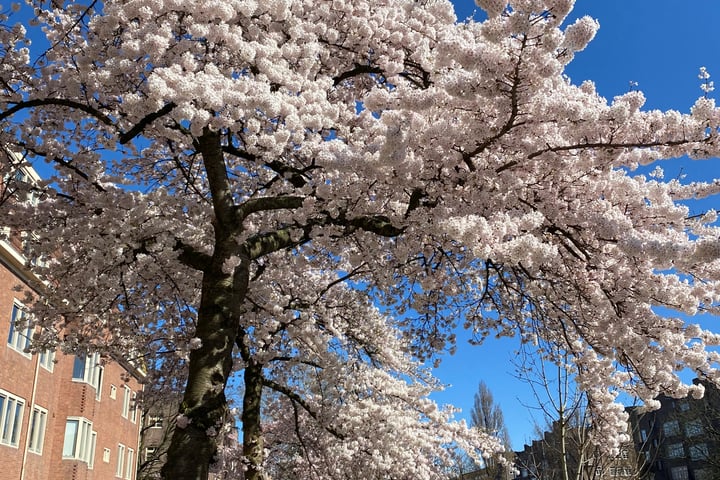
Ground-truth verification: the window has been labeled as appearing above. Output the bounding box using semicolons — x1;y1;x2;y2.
640;428;648;442
689;443;709;461
685;419;703;437
663;420;680;436
130;392;138;423
103;448;111;463
38;349;55;371
62;417;95;464
666;442;684;458
125;448;135;479
670;466;689;480
0;389;25;447
122;386;131;419
72;353;103;396
110;385;117;400
7;303;31;355
28;405;47;454
148;415;164;428
677;400;690;412
89;431;97;469
618;448;629;459
116;444;126;478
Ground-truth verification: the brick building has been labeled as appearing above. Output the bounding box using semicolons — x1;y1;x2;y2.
0;167;145;479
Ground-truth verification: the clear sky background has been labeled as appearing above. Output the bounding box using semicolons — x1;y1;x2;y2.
433;0;720;451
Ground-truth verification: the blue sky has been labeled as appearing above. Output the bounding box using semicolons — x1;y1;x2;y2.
434;0;720;451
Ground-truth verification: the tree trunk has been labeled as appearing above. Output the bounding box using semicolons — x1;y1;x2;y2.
242;362;266;480
161;267;244;479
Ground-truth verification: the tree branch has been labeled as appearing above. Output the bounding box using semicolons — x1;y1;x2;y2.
527;138;705;160
119;102;176;144
0;98;115;126
333;64;384;86
174;239;212;271
262;377;345;440
237;195;304;222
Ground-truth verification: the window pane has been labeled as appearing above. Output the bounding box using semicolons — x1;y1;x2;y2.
29;407;47;454
8;304;31;353
685;419;703;436
126;449;134;479
116;444;126;477
88;431;97;467
7;306;17;344
671;466;689;480
63;420;79;457
10;401;23;445
667;443;684;458
39;350;55;371
72;356;86;380
2;398;17;444
663;420;680;436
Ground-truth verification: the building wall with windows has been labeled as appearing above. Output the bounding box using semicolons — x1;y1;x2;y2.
0;226;144;479
629;381;720;480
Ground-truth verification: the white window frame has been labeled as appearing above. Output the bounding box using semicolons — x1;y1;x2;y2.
27;405;48;454
122;386;131;419
62;417;95;464
88;431;97;469
0;389;25;447
7;303;32;356
110;384;117;400
125;447;135;480
116;443;126;478
103;447;111;463
148;415;164;428
38;349;55;371
72;353;103;399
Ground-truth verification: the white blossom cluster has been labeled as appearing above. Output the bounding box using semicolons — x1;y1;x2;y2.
3;0;720;476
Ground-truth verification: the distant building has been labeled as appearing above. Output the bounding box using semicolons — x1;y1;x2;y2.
628;379;720;480
138;398;242;480
137;398;179;480
513;418;639;479
0;162;144;479
513;380;720;480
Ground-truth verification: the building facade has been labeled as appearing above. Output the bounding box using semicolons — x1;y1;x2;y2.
0;211;144;479
629;380;720;480
513;419;640;480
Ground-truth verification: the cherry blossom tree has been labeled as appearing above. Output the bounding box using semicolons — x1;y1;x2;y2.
3;0;720;479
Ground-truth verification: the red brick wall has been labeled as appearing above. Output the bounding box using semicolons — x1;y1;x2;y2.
0;243;143;480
